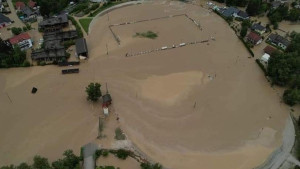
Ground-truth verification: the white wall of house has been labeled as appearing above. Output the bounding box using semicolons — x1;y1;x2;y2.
16;39;33;50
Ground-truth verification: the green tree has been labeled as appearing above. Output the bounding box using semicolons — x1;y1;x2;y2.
17;163;31;169
11;27;22;35
246;0;262;16
283;88;300;106
288;8;300;21
240;26;248;37
32;156;51;169
86;83;102;102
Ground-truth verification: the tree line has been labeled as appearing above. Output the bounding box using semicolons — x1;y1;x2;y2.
267;32;300;106
0;150;81;169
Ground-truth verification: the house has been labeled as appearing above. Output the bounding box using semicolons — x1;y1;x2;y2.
0;13;11;29
9;32;33;50
263;45;277;55
15;1;25;10
28;0;36;8
247;32;262;45
271;1;282;9
233;10;249;20
221;7;239;18
39;14;69;32
75;38;88;58
260;53;270;65
267;33;290;50
32;30;78;62
221;7;249;20
31;40;66;61
251;23;266;35
21;6;37;21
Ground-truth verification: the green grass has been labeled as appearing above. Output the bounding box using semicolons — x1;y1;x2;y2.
134;31;158;39
79;18;93;34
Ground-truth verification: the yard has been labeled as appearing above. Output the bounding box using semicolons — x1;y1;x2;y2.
79;18;93;34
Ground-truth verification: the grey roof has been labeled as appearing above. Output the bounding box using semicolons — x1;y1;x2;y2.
251;23;266;31
237;10;249;19
76;38;88;55
103;93;112;103
0;13;11;24
272;1;282;8
39;14;68;27
21;6;34;17
44;30;77;41
268;33;290;47
221;7;239;17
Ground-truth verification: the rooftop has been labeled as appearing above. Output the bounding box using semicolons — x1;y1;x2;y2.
75;38;88;55
0;13;11;23
247;32;262;43
9;33;31;45
268;33;290;47
39;14;68;27
251;23;266;31
15;1;25;10
263;45;277;55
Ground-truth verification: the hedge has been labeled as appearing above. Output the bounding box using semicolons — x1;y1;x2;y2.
255;59;267;75
240;37;255;57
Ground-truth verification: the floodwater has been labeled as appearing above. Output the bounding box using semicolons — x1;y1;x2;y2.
0;0;291;168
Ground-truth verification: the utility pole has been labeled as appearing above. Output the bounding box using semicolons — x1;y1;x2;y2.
106;44;108;55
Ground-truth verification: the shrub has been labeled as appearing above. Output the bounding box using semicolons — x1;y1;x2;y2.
39;61;46;66
115;149;130;160
283;88;300;106
114;127;126;140
11;27;22;35
102;150;109;157
22;60;31;67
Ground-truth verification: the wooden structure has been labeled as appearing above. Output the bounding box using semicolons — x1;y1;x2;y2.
61;68;79;74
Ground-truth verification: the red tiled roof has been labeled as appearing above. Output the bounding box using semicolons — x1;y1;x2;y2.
9;33;31;45
15;2;25;10
247;31;262;43
264;45;277;55
28;0;36;8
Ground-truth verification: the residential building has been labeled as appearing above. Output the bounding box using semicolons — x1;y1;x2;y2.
247;32;262;45
28;0;36;8
233;10;249;20
31;40;66;61
271;1;282;9
267;33;290;50
15;1;25;11
32;30;78;61
260;53;270;65
251;23;266;35
0;13;11;29
221;7;239;18
263;45;277;55
21;6;37;21
220;7;249;20
39;14;69;32
9;32;33;50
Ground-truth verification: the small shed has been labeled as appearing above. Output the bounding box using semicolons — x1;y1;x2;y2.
103;107;109;116
102;93;112;107
76;38;88;58
260;53;270;64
